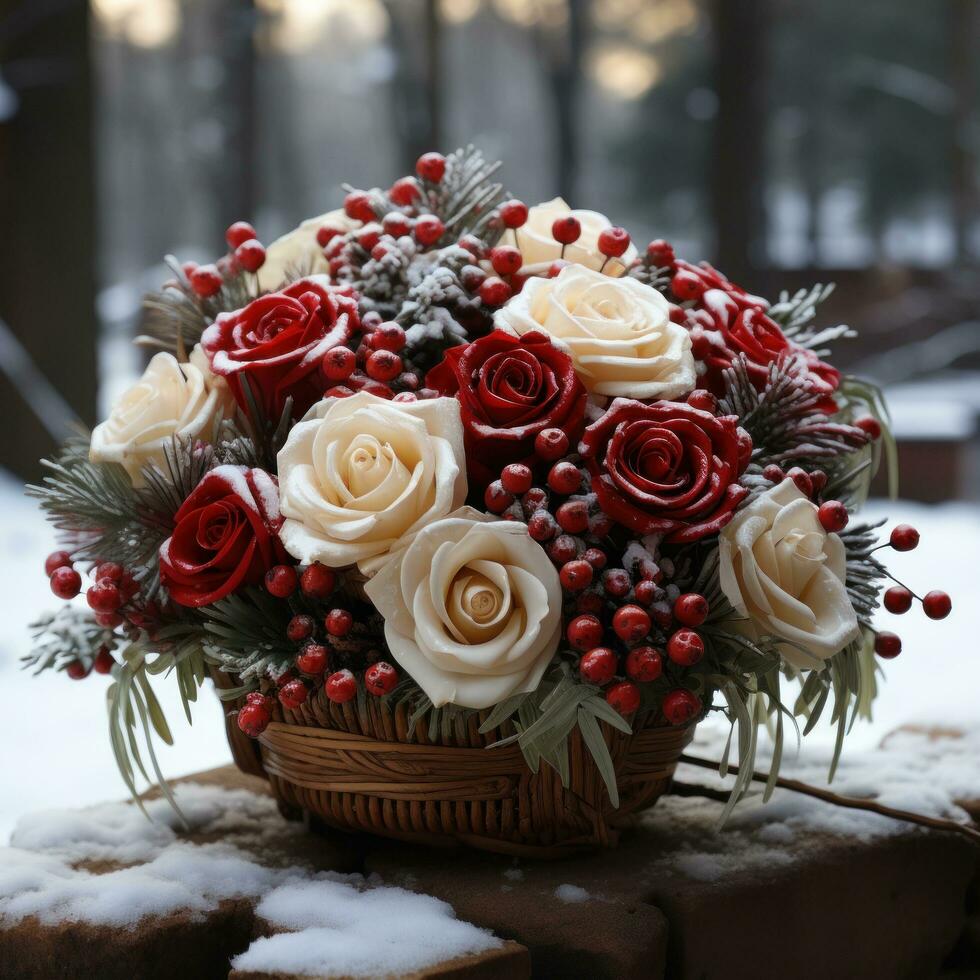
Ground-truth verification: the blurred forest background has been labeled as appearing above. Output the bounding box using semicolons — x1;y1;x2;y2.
1;0;978;500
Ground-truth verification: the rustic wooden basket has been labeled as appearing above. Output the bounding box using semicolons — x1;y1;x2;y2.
212;669;694;857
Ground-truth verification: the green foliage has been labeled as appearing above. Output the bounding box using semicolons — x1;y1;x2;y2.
23;608;114;675
419;145;508;241
767;282;854;352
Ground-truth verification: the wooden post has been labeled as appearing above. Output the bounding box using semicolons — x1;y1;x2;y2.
709;0;768;285
0;0;97;479
950;0;978;264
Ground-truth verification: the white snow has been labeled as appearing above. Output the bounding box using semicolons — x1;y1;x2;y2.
1;781;502;976
554;883;591;903
233;879;501;978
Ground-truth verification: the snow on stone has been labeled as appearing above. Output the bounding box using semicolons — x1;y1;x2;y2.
1;782;503;976
233;879;501;978
554;883;591;903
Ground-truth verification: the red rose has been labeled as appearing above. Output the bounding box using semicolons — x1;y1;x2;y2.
426;329;587;490
686;288;840;413
579;398;749;543
201;278;357;420
160;465;288;607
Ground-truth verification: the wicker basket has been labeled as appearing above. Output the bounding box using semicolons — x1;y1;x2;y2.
213;669;694;857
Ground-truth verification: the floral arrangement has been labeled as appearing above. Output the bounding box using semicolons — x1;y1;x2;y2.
27;146;952;819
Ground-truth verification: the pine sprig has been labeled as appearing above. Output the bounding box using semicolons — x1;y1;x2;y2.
767;282;854;352
138;256;257;356
419;145;508;241
23;607;114;675
720;356;869;469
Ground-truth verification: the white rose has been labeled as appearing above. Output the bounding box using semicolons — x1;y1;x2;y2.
494;264;695;400
364;508;562;709
258;208;358;291
90;351;233;485
718;479;860;669
497;197;637;277
277;392;467;577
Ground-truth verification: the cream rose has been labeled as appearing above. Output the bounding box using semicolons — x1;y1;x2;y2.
498;197;637;276
90;351;233;485
718;479;860;669
364;508;562;709
277;392;466;576
258;208;358;291
494;264;695;400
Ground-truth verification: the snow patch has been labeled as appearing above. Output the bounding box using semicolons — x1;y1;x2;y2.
554;883;590;903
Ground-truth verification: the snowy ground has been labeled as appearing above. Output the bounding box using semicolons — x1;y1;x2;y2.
1;467;977;843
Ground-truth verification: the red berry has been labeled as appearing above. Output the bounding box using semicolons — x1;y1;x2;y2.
344;191;375;223
484;480;515;514
548;259;571;278
365;661;398;697
416;152;446;183
370;322;407;353
66;659;90;680
556;500;589;534
389;176;420;206
326;668;357;703
93;646;115;675
577;592;604;615
547;534;579;564
380;212;411;239
225;221;257;249
686;390;717;413
855;415;882;440
325;608;354;638
278;678;309;710
597;226;630;258
883;586;913;615
357;224;383;252
325;385;355;399
478;276;512;307
646;239;675;267
296;644;329;676
95;611;124;629
322;346;357;382
490;246;522;277
606;680;641;715
235;239;266;272
499;464;532;495
190;264;222;298
762;464;784;483
667;629;704;666
633;579;658;606
414;215;445;246
923;590;951;620
601;568;631;598
45;551;73;577
265;564;298;598
874;631;902;659
96;561;123;583
245;691;268;705
87;582;121;613
579;647;617;685
671;269;704;301
583;547;607;570
528;511;557;542
300;563;336;599
521;487;549;514
612;604;652;643
316;225;343;248
810;470;828;494
560;559;594;592
673;593;709;627
547;461;581;495
551;215;581;245
567;614;604;652
626;646;663;683
890;524;919;552
366;349;403;382
535;428;569;461
786;467;813;497
499;199;529;228
237;701;271;738
662;689;701;726
461;265;487;292
287;614;316;643
818;500;848;533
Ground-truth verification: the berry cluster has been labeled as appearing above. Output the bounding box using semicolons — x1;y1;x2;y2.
185;220;268;298
872;524;951;659
237;560;399;738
